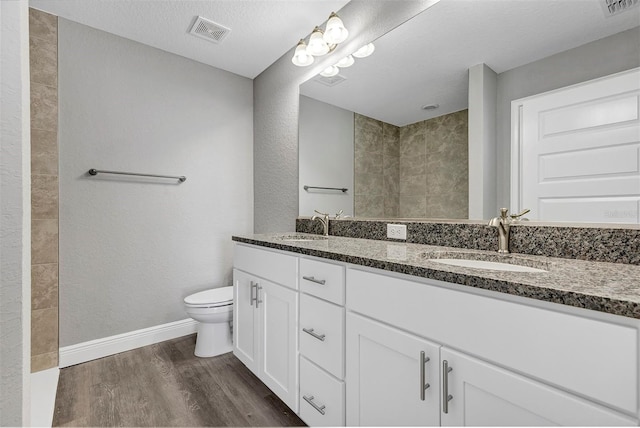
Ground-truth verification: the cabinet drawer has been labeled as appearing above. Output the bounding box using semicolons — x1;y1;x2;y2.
300;258;345;305
300;293;345;379
300;356;345;427
347;268;639;415
233;244;298;290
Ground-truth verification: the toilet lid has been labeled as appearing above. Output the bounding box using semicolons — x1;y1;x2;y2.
184;286;233;306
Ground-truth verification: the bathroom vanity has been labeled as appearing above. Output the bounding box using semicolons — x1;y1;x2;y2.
232;232;640;426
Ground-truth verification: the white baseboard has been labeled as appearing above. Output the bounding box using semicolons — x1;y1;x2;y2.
31;367;60;427
59;318;197;368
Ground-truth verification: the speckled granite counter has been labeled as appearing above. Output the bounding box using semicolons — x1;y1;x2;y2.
232;233;640;320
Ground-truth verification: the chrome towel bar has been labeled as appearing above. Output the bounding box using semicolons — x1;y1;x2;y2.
304;185;348;193
88;168;186;183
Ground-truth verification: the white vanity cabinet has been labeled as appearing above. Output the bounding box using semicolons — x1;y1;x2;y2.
346;312;441;426
232;241;640;426
233;244;299;412
440;347;636;426
346;268;639;426
298;257;346;427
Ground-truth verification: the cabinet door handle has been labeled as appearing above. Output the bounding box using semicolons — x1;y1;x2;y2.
250;281;257;306
420;351;430;401
302;275;326;285
255;285;263;308
303;395;326;415
302;327;326;341
442;360;453;414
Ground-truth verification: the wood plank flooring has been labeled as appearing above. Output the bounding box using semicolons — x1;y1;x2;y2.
53;335;306;427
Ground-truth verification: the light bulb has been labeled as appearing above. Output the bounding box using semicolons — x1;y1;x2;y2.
352;43;375;58
291;40;314;66
320;65;339;77
336;55;354;68
323;12;348;45
307;27;330;56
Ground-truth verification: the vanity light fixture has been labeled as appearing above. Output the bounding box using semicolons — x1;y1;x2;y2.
335;54;355;68
291;12;348;66
352;43;375;58
320;42;375;76
320;65;340;77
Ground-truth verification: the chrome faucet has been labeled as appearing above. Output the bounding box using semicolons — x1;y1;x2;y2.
488;208;530;254
312;210;330;236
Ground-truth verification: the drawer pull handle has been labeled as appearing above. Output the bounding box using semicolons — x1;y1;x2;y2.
250;281;258;306
256;285;263;308
302;327;326;341
303;395;326;415
302;276;326;285
420;351;430;401
442;360;453;414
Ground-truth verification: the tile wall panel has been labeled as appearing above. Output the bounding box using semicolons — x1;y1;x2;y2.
29;8;59;372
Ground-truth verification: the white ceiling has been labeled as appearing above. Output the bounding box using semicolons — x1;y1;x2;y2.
30;0;350;79
301;0;640;126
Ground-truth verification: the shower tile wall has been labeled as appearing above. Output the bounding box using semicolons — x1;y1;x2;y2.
355;110;468;219
354;115;400;217
30;8;59;372
399;110;468;218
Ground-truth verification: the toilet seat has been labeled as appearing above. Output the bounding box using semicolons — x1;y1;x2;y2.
184;286;233;308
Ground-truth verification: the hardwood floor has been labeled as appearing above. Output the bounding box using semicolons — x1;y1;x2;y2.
53;335;306;427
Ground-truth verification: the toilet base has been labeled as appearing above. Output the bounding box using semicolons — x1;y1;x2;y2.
194;321;233;358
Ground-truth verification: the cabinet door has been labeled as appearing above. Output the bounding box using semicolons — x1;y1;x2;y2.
441;348;636;426
346;312;441;427
232;269;259;373
259;280;299;413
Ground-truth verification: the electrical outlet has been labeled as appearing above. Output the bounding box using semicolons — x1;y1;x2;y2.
387;224;407;240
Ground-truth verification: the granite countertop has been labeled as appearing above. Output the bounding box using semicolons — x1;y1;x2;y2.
232;233;640;320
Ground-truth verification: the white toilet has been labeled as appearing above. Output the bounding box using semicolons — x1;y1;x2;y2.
184;286;233;358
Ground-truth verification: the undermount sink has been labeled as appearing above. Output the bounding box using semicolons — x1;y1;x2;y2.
423;251;549;273
274;234;328;242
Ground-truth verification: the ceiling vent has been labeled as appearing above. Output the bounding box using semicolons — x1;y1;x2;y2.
189;16;231;44
313;74;347;87
601;0;639;17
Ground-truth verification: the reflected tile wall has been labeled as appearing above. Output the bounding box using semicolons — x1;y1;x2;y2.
354;114;400;218
399;110;468;218
355;111;468;219
30;8;58;372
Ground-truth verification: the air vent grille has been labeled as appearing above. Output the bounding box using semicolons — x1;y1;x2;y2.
313;74;347;87
601;0;639;16
189;16;231;44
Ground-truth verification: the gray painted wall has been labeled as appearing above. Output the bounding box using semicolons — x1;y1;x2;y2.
496;26;640;208
254;0;440;233
58;20;253;346
299;96;354;217
0;0;31;424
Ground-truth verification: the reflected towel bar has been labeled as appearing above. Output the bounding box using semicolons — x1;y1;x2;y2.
304;185;348;193
88;169;186;182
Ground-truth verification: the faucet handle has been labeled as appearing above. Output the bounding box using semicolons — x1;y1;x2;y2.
499;208;509;219
510;208;531;220
335;209;343;219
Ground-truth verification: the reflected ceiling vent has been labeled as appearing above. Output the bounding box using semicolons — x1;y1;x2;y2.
313;74;347;87
601;0;639;17
189;16;231;44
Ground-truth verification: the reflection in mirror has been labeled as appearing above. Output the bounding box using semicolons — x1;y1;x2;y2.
298;0;639;224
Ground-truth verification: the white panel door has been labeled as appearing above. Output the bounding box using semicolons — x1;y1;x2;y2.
513;68;640;223
346;312;441;427
440;348;636;426
259;279;299;413
233;269;259;373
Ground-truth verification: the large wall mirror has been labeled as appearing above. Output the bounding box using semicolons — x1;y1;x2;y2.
298;0;639;224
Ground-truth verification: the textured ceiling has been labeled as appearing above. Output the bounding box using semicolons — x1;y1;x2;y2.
30;0;350;79
301;0;640;126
